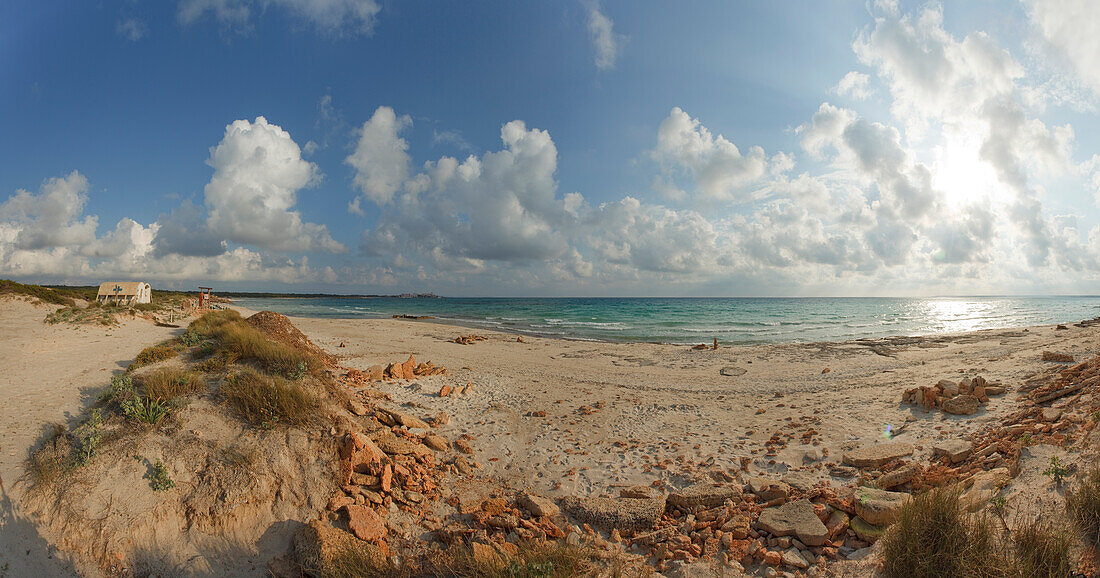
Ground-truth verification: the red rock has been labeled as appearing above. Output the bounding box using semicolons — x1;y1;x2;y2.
439;385;452;397
401;355;417;378
328;494;355;511
344;505;386;542
454;439;474;454
380;464;393;493
764;551;782;566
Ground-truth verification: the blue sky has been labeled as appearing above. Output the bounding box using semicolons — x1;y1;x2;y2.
3;0;1100;296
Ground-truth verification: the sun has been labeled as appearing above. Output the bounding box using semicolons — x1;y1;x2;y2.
931;126;1006;211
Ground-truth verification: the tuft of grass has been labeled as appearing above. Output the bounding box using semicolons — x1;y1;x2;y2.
221;368;316;428
1066;464;1100;545
27;424;71;487
879;486;1004;578
1010;518;1071;578
128;341;182;372
138;367;204;402
184;310;321;378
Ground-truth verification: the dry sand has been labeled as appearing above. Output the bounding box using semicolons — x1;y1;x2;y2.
0;296;179;576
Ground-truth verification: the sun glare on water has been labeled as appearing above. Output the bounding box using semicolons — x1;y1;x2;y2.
931;128;1006;211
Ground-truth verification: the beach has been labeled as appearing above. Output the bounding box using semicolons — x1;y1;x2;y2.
2;295;1098;576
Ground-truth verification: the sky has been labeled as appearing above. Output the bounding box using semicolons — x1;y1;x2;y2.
3;0;1100;296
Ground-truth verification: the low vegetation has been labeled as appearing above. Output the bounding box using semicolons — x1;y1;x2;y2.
1009;518;1072;578
146;459;176;492
880;486;1003;578
221;368;315;428
0;278;78;306
1066;464;1100;544
139;367;204;401
127;341;183;372
45;306;116;326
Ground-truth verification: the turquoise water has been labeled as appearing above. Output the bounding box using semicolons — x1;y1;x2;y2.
233;296;1100;345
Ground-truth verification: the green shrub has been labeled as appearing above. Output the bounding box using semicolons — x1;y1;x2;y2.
139;367;204;401
879;486;1004;578
1010;518;1071;578
221;368;315;428
146;459;175;492
1067;464;1100;545
0;279;76;306
121;396;170;425
1042;456;1070;486
128;341;181;371
72;410;104;466
99;373;135;404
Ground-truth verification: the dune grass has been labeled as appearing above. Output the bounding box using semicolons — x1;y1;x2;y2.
427;540;596;578
183;310;319;379
27;424;71;487
221;368;315;428
138;367;205;401
879;486;1004;578
1009;518;1072;578
1066;464;1100;545
128;341;183;371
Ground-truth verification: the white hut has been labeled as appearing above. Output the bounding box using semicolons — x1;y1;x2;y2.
96;282;152;305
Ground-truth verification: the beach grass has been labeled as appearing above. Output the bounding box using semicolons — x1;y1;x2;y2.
220;367;315;428
1066;464;1100;545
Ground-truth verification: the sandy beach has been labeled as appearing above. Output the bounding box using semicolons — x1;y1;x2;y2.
2;296;1098;576
288;311;1096;498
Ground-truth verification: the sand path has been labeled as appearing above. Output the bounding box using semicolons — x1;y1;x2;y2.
0;297;178;576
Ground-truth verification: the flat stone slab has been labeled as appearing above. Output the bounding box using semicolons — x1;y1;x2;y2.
667;482;742;509
932;439;972;464
854;486;910;526
755;499;828;546
942;394;980;415
842;442;914;468
560;496;665;531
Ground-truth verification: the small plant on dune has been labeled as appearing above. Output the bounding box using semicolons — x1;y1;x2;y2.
179;330;207;347
121;396;170;425
287;360;309;381
1042;456;1070;486
145;459;175;492
1066;464;1100;545
1020;432;1032;447
879;486;1004;578
98;373;135;404
221;368;315;428
71;409;103;466
1010;517;1072;578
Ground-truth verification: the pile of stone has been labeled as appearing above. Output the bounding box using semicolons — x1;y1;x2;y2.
452;334;488;345
902;375;1007;415
342;355;450;384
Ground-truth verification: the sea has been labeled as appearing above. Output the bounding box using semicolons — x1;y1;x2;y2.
232;296;1100;346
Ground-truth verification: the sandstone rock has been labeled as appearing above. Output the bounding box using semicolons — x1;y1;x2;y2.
619;485;659;499
376;437;426;456
932;439;972;464
874;463;921;489
518;493;560;518
384;408;430;429
453;439;474;454
439;385;452;397
668;482;742;509
842;442;914;468
942;394;980;416
853;487;910;526
755;499;828;547
984;384;1007;396
781;548;810;570
849;516;886;543
401;355;417;377
960;467;1010;512
941;381;960;398
422;434;448;451
560;496;665;531
1041;408;1063;422
958;378;973;395
327;494;355;511
340;432;385;479
347;399;369;416
748;477;791;501
293;520;386;576
344;504;387;542
825;509;849;539
763;550;782;566
364;365;384;380
434;411;450;425
1042;351;1074;362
